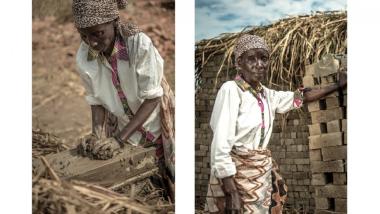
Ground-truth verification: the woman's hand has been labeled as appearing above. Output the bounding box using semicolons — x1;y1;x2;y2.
222;176;241;213
91;137;122;160
77;133;98;156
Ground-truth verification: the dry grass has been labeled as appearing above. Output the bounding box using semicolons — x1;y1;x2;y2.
32;129;69;157
32;0;73;22
195;11;347;91
33;155;174;214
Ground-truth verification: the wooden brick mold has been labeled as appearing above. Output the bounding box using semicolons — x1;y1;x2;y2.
306;54;347;214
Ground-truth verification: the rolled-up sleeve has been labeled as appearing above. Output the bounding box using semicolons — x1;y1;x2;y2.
76;63;102;106
134;33;164;100
210;82;240;178
273;89;304;113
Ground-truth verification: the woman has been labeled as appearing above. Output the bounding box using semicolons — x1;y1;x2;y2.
71;0;175;189
205;34;346;213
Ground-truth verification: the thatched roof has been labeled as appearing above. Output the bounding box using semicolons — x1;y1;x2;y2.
195;11;346;91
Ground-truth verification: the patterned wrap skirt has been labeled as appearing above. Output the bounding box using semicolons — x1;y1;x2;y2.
205;148;287;214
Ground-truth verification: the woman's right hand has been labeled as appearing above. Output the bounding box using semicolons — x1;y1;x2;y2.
222;176;241;213
77;133;98;156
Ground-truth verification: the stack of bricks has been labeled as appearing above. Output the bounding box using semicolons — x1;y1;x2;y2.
195;55;234;208
268;110;314;212
304;54;347;214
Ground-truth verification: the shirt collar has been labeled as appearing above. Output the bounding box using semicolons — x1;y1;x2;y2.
87;35;129;62
234;74;264;94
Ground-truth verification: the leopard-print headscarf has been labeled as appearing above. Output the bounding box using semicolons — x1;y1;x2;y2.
234;34;270;69
72;0;140;37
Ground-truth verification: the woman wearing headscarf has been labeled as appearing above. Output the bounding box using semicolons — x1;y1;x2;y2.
71;0;175;195
205;34;346;213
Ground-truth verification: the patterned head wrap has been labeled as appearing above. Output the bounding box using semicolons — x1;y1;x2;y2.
72;0;128;29
234;34;270;69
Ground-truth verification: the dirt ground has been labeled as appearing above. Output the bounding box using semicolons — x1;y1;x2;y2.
32;0;175;148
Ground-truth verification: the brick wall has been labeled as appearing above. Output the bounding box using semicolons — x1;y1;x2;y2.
194;53;346;213
304;55;347;214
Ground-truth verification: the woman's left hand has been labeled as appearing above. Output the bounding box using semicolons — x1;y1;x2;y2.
91;137;122;160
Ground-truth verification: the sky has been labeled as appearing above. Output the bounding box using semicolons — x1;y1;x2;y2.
195;0;347;41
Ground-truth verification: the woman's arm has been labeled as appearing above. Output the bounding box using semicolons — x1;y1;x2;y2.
304;72;347;103
91;105;106;138
115;97;161;143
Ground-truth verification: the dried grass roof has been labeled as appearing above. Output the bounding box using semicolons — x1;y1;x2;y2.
195;11;347;91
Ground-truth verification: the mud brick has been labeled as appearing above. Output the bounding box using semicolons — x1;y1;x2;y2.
305;64;315;76
333;173;347;185
285;139;295;145
343;132;347;145
312;173;327;185
310;108;344;123
199;145;209;151
293;185;309;192
315;197;329;209
309;132;343;149
335;199;347;212
303;75;315;86
308;123;327;136
296;145;308;152
311;160;344;173
342;119;347;132
315;184;346;198
315;210;345;214
287;145;298;152
308;100;322;112
343;95;347;106
293;119;300;125
294;158;310;165
322;146;347;161
310;149;322;161
291;132;297;138
325;97;340;109
286;152;305;159
327;120;342;133
293;172;309;179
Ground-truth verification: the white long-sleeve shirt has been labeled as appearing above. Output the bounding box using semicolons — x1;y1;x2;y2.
75;32;163;145
210;80;303;178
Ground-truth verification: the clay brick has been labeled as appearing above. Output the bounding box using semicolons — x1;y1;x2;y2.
315;210;345;214
309;132;343;149
305;64;315;76
343;132;347;145
308;100;322;112
312;173;327;185
335;198;347;212
315;185;346;198
311;160;344;173
322;146;346;161
303;75;315;87
333;173;347;185
310;108;344;123
325;97;340;109
315;197;329;209
293;172;309;179
310;149;322;161
286;152;305;159
294;158;310;165
342;119;347;132
343;95;347;106
308;123;324;135
326;120;341;133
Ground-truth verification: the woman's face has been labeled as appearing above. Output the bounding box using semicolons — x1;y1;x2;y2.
77;21;116;54
238;48;269;86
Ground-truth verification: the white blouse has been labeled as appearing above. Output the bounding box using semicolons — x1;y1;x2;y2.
75;32;163;145
210;81;302;178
